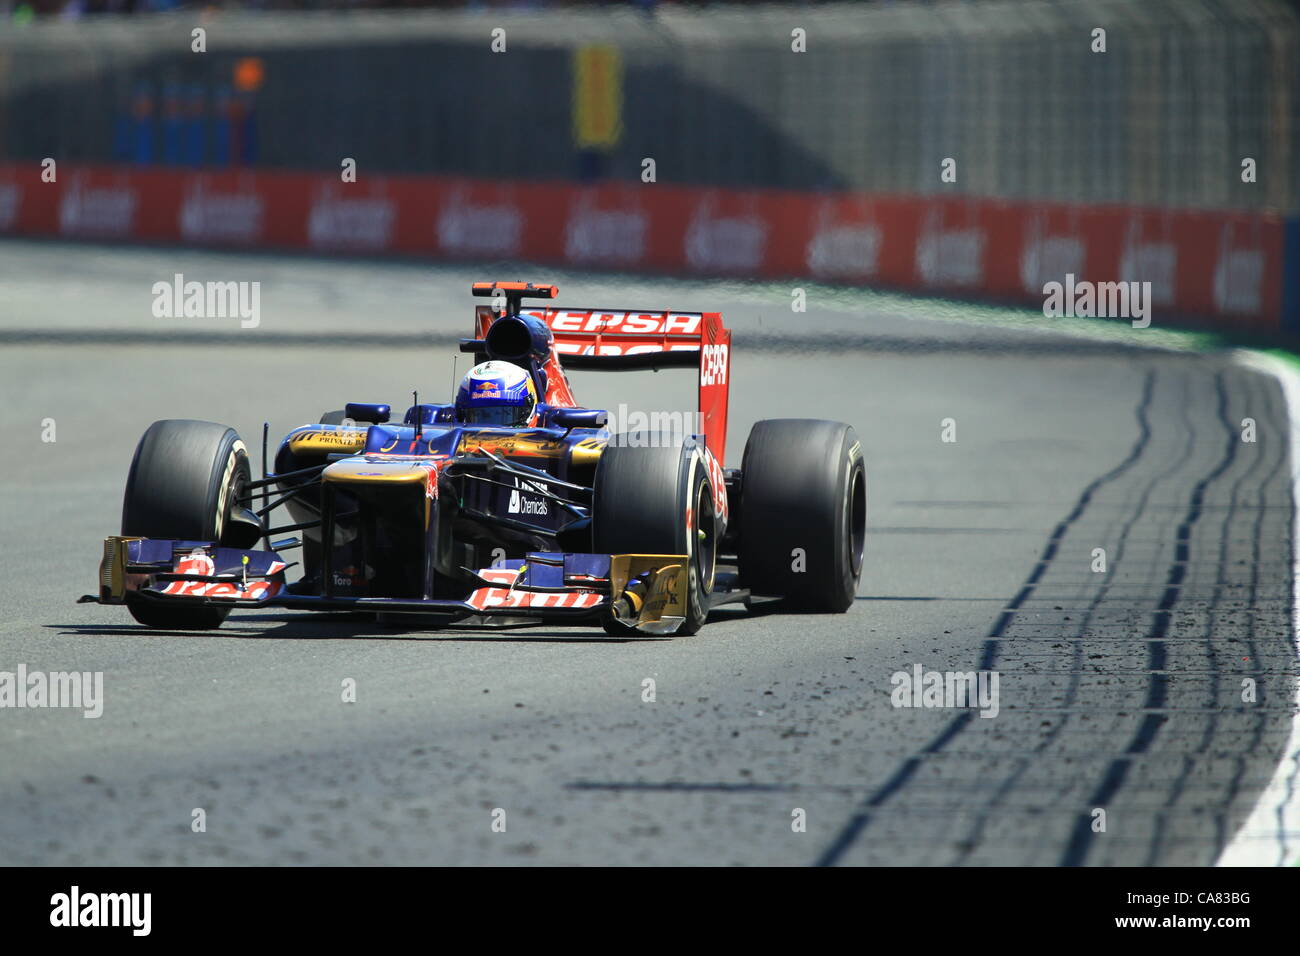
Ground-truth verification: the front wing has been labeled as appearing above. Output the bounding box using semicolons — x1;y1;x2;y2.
95;537;691;634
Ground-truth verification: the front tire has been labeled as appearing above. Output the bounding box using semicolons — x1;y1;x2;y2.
592;439;718;635
738;419;865;612
121;419;251;629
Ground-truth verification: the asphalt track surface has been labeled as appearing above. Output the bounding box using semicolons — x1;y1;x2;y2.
1;239;1297;866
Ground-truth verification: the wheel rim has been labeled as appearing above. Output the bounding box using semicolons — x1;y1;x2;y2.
693;478;717;595
846;464;866;577
213;443;252;546
213;449;247;545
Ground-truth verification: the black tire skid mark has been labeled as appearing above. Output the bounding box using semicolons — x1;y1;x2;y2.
1059;370;1241;866
813;367;1159;867
947;370;1202;863
1138;370;1284;863
1209;371;1298;866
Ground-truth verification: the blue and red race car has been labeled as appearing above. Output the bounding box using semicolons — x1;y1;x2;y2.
92;282;866;635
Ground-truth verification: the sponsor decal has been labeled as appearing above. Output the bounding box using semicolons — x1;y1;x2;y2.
506;477;549;516
684;195;767;272
332;565;363;589
437;186;522;257
179;181;264;243
1213;223;1264;314
700;343;729;387
289;429;368;451
159;550;284;600
702;446;729;523
476;568;521;585
531;309;704;337
307;187;395;251
1119;217;1176;307
59;176;136;237
805;201;882;279
1021;235;1086;295
467;587;602;611
532;308;707;358
564;192;647;266
555;342;701;358
916;208;985;287
1214;249;1264;314
642;566;681;618
1020;212;1086;295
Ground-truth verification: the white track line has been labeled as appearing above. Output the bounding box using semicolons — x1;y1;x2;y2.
1216;351;1300;866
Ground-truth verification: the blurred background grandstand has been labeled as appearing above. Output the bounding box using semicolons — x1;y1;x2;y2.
0;0;1296;326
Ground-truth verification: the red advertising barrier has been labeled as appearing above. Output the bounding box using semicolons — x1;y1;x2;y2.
0;163;1286;329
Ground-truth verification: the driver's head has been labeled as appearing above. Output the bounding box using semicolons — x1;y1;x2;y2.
455;360;538;427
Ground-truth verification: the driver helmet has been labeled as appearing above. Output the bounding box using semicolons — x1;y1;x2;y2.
455;360;538;427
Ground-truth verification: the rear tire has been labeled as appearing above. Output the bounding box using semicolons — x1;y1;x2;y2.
121;419;251;629
592;439;717;635
738;419;865;612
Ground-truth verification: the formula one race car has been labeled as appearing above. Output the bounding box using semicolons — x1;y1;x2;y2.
91;282;866;635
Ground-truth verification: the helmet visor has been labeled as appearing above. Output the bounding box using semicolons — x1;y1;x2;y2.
461;404;530;427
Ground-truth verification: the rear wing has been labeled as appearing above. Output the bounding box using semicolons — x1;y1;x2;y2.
472;297;731;466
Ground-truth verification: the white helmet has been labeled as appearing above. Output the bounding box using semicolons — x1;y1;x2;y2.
454;361;538;427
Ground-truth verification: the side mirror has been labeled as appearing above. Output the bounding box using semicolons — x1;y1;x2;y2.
345;402;391;424
550;408;608;430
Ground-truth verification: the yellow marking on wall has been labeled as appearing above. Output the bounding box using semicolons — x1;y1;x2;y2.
573;45;623;150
